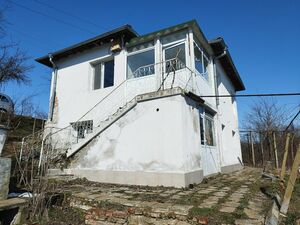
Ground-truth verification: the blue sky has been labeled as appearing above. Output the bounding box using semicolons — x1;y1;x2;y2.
1;0;299;127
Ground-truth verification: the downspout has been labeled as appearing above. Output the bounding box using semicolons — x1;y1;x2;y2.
48;53;58;121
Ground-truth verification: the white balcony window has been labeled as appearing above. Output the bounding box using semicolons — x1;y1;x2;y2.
194;42;209;80
163;43;186;73
127;49;155;79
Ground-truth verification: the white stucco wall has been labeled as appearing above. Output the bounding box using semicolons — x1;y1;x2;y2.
71;95;204;173
216;61;242;168
52;45;128;128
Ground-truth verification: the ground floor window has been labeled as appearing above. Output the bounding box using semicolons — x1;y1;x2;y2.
199;108;215;146
71;120;93;139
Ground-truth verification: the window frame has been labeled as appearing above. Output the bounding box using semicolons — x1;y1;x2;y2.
194;41;210;80
199;108;216;147
71;120;93;141
91;57;114;90
126;46;156;79
162;41;187;73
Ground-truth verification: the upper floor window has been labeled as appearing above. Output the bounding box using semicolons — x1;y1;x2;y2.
127;48;155;79
92;58;114;90
194;42;209;80
164;43;186;73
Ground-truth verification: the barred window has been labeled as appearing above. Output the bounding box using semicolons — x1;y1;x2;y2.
71;120;93;139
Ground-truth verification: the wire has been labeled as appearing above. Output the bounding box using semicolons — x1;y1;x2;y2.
11;1;97;35
199;92;300;98
284;109;300;132
9;26;64;48
33;0;109;32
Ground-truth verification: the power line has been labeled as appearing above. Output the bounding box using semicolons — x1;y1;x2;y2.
11;1;97;35
9;26;64;48
284;109;300;132
33;0;109;31
199;92;300;98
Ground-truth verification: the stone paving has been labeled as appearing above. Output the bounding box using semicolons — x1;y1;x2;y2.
55;167;272;225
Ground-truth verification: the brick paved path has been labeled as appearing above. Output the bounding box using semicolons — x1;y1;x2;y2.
56;167;272;225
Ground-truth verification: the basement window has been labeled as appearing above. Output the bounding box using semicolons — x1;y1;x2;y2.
92;58;114;90
71;120;93;139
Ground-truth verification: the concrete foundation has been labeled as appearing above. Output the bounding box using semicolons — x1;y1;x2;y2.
0;157;11;200
220;163;243;174
50;169;204;188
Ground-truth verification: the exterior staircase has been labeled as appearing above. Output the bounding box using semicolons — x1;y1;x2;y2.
66;97;138;158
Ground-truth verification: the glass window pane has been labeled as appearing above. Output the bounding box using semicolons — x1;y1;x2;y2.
127;49;155;79
104;60;114;88
194;44;203;74
93;63;101;89
164;43;186;72
205;117;214;146
127;41;154;53
200;116;205;145
194;43;210;80
161;30;186;45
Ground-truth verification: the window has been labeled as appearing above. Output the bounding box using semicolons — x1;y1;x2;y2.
232;130;236;137
127;49;155;79
71;120;93;140
205;115;215;146
194;42;209;80
92;59;114;90
200;115;205;145
199;109;215;146
164;43;186;73
161;30;186;45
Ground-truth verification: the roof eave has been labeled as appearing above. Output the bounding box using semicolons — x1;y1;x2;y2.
209;38;245;91
125;20;214;56
36;25;138;68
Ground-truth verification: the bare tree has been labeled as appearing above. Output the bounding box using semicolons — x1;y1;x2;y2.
244;98;288;132
241;98;299;168
0;7;32;87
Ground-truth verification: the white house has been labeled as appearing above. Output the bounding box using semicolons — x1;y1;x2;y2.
36;20;245;187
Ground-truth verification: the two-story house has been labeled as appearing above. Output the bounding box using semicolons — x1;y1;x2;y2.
36;20;245;187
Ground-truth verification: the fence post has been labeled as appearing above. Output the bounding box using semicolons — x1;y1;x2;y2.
280;143;300;215
250;131;255;167
260;132;265;166
280;133;291;180
273;131;279;169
